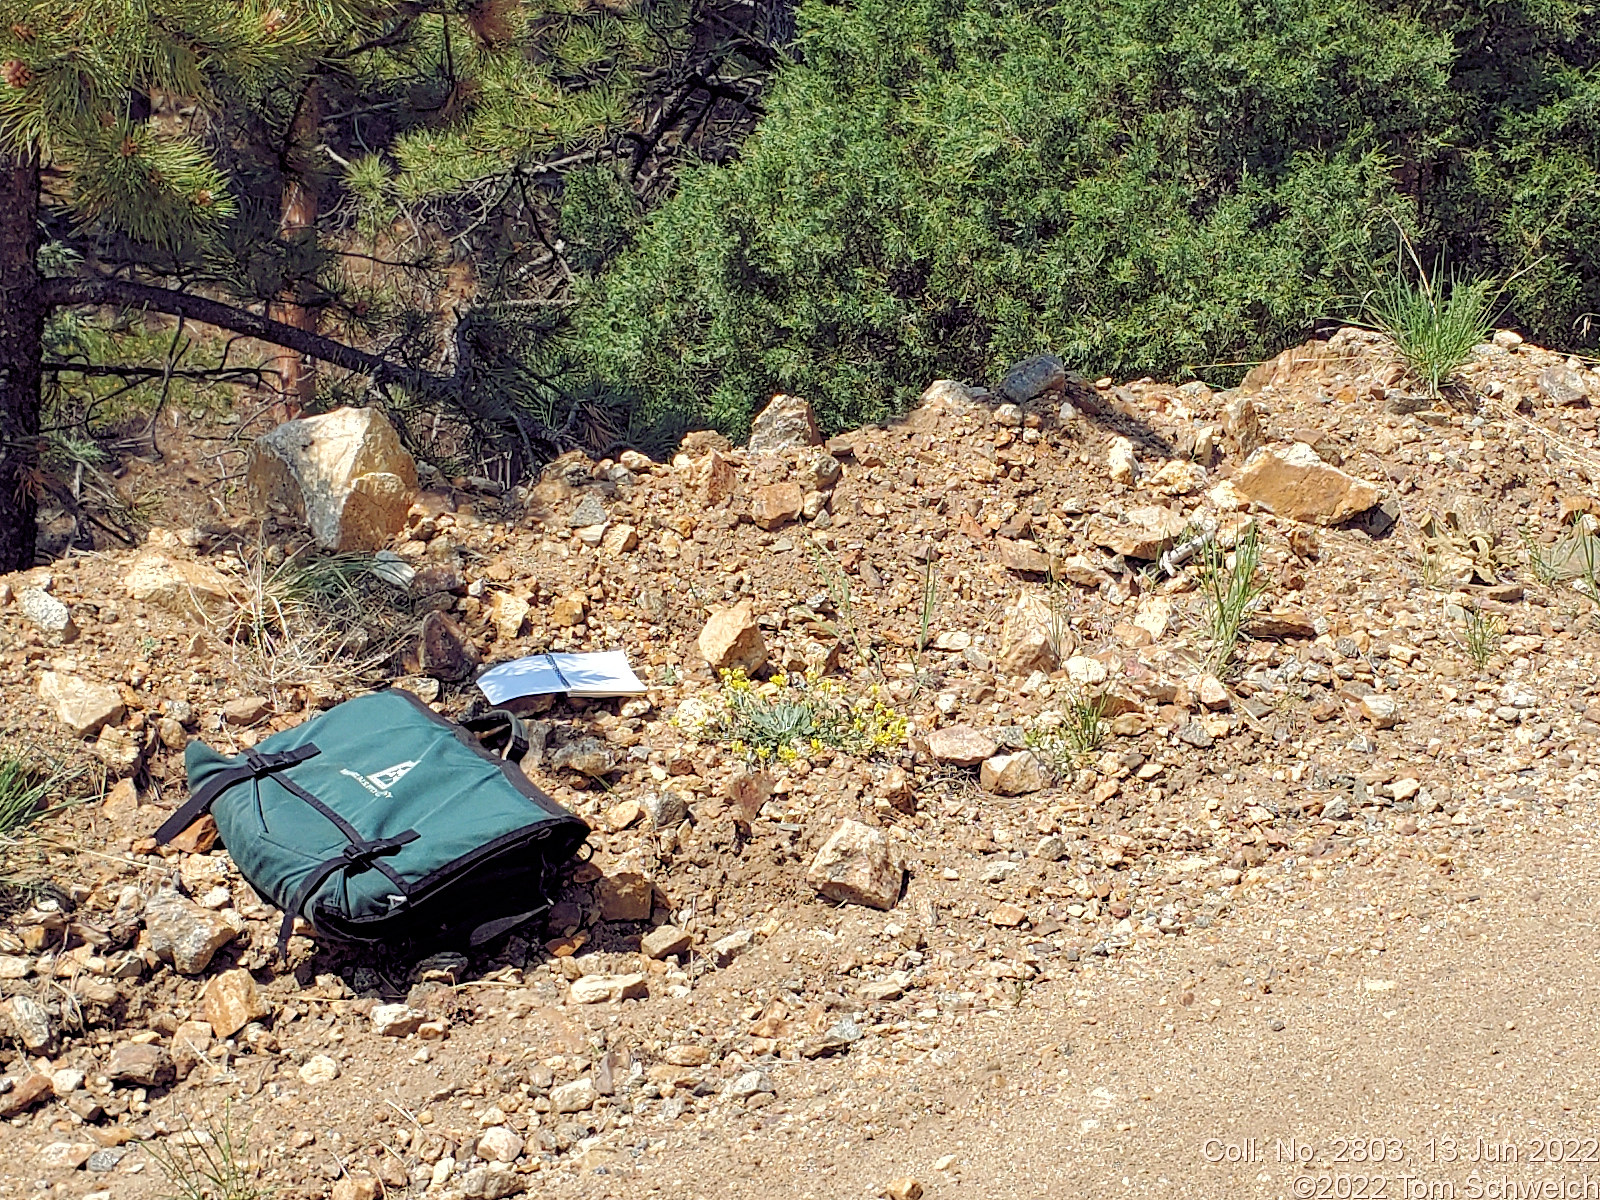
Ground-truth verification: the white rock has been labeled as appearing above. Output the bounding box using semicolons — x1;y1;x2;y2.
1064;656;1108;686
709;930;753;968
297;1054;340;1084
726;1069;772;1099
19;589;76;640
1144;459;1206;495
1034;835;1067;861
1359;695;1401;728
50;1068;85;1095
142;889;235;975
1107;436;1138;484
371;1004;425;1037
246;406;417;551
475;1125;523;1164
568;973;648;1005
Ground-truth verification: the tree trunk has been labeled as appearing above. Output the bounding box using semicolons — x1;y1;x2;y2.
0;151;42;573
274;82;321;419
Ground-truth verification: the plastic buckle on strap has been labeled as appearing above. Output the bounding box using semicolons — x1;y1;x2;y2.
340;832;417;868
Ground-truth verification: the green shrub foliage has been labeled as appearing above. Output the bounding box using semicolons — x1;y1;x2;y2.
581;0;1600;440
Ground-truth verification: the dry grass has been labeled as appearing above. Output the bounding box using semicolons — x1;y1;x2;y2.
207;545;412;704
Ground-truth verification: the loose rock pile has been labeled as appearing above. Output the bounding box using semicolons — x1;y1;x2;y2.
1;326;1598;1197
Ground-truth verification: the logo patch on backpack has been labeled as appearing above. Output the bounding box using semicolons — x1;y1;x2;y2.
341;760;418;796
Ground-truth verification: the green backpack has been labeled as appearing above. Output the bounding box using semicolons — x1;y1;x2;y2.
164;688;589;954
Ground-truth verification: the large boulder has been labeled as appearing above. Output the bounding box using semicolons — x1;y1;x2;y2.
747;394;822;453
1233;442;1383;526
247;407;417;551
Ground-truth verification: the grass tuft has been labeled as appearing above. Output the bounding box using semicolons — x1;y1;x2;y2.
1365;255;1495;399
210;546;408;702
916;553;939;655
142;1102;264;1200
1522;514;1600;604
1461;606;1505;670
0;749;92;880
806;542;874;669
1199;522;1266;674
1029;688;1108;770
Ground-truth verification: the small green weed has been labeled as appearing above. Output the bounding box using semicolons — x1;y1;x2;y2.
142;1102;264;1200
1522;514;1600;604
1461;606;1504;669
1522;527;1563;585
1043;565;1074;661
807;543;874;668
0;750;90;875
1027;688;1108;770
680;670;906;764
917;553;939;655
1199;522;1266;673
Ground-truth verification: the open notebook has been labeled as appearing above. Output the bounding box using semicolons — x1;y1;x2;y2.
476;650;648;704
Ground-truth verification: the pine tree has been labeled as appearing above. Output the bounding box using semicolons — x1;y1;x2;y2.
0;0;785;570
582;0;1600;441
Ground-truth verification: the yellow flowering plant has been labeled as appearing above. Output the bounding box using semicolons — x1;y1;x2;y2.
676;669;907;764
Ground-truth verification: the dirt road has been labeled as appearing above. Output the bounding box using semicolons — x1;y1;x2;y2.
592;799;1600;1200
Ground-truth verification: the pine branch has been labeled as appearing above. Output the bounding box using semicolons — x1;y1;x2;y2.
40;276;583;455
43;362;267;381
40;276;446;395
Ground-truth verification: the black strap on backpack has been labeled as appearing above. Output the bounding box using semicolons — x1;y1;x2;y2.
278;829;421;958
155;745;321;844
